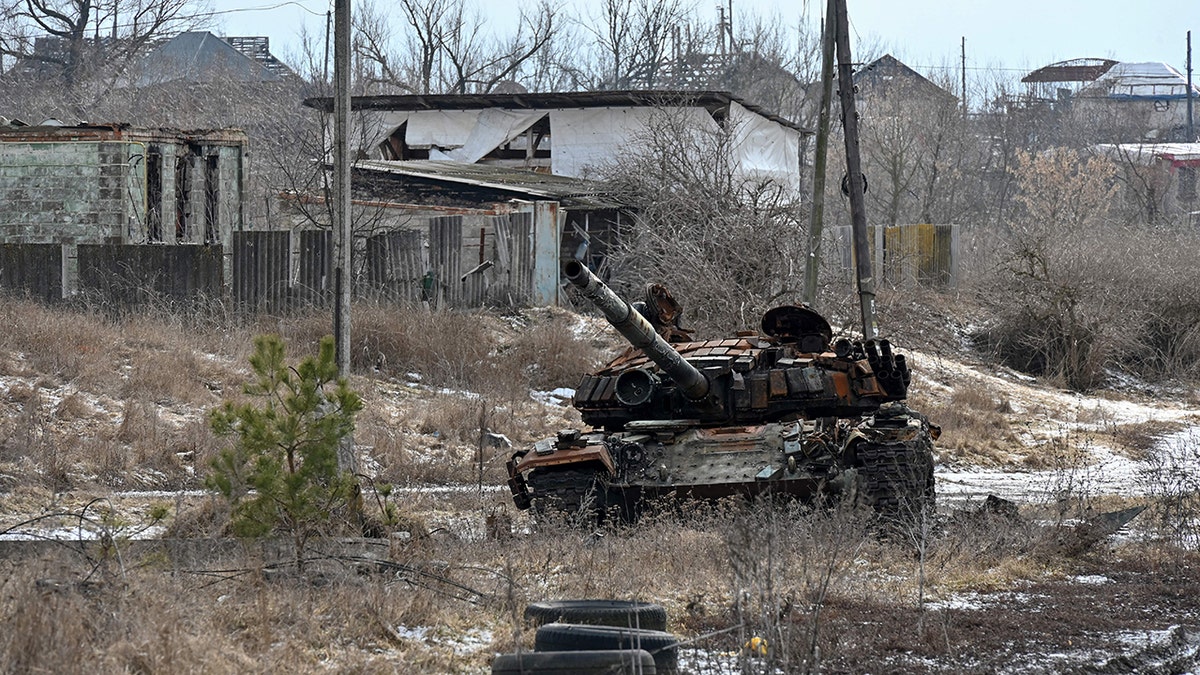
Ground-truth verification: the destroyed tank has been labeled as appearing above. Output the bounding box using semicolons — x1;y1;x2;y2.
506;260;938;520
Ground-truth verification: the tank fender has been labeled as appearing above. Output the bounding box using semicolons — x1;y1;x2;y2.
842;428;868;466
513;441;616;476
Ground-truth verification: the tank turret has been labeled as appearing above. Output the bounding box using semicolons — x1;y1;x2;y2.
565;261;910;431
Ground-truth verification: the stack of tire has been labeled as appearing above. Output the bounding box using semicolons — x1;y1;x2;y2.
490;599;681;674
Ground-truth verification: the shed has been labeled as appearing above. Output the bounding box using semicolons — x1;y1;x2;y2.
280;159;630;308
1075;63;1200;140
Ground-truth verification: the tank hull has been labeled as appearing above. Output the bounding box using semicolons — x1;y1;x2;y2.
509;402;936;520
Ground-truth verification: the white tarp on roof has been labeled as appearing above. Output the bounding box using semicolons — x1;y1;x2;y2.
430;109;545;163
548;106;715;178
358;101;802;194
405;110;482;149
551;105;800;192
1080;62;1200;100
364;109;543;161
729;101;801;191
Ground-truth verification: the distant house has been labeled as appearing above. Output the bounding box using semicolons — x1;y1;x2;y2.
1096;142;1200;216
1073;62;1200;140
852;54;957;113
1021;58;1118;105
128;31;296;86
5;31;294;86
0;123;246;300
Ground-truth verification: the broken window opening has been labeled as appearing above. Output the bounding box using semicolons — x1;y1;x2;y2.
484;115;551;166
174;154;190;241
379;121;431;160
147;147;163;243
204;154;219;244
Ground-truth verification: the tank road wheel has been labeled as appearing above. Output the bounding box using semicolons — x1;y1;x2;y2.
855;437;935;523
527;467;607;523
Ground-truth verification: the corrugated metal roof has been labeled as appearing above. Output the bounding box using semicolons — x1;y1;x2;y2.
304;90;809;134
354;159;623;208
1078;62;1200;100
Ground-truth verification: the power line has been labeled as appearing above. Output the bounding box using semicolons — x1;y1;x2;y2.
191;1;327;20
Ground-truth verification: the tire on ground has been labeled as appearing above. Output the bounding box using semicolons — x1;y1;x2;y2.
491;649;656;675
534;623;679;673
524;599;668;631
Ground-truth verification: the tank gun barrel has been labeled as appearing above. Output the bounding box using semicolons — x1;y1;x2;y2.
564;261;710;400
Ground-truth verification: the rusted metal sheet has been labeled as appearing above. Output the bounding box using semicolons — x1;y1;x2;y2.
833;223;958;287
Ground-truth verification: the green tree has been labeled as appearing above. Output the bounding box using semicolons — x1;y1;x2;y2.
208;334;362;569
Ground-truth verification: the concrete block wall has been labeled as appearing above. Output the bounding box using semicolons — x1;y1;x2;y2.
0;141;135;245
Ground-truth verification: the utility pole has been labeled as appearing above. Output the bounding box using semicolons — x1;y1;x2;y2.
802;0;837;306
1188;30;1195;142
833;0;876;340
961;36;968;120
332;0;356;474
333;0;351;377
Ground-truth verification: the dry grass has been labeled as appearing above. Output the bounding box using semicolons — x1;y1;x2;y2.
909;384;1019;466
0;296;597;493
0;494;1143;674
3;294;1200;671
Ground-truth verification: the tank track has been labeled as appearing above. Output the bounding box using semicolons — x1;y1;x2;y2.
527;466;606;518
856;435;936;520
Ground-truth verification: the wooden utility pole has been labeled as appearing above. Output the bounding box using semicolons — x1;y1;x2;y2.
332;0;356;475
832;0;876;340
333;0;351;377
961;36;968;120
802;0;838;305
1188;30;1195;142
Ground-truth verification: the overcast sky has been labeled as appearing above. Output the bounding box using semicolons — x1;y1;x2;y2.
207;0;1200;80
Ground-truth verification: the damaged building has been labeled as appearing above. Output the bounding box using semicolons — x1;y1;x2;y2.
0;122;245;301
298;90;807;306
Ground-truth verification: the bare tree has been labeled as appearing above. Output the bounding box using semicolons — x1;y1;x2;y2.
354;0;560;95
599;105;805;332
578;0;693;89
0;0;205;91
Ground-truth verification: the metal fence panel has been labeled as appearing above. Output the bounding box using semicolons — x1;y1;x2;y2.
232;231;289;312
77;244;224;307
364;229;427;302
0;243;62;302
